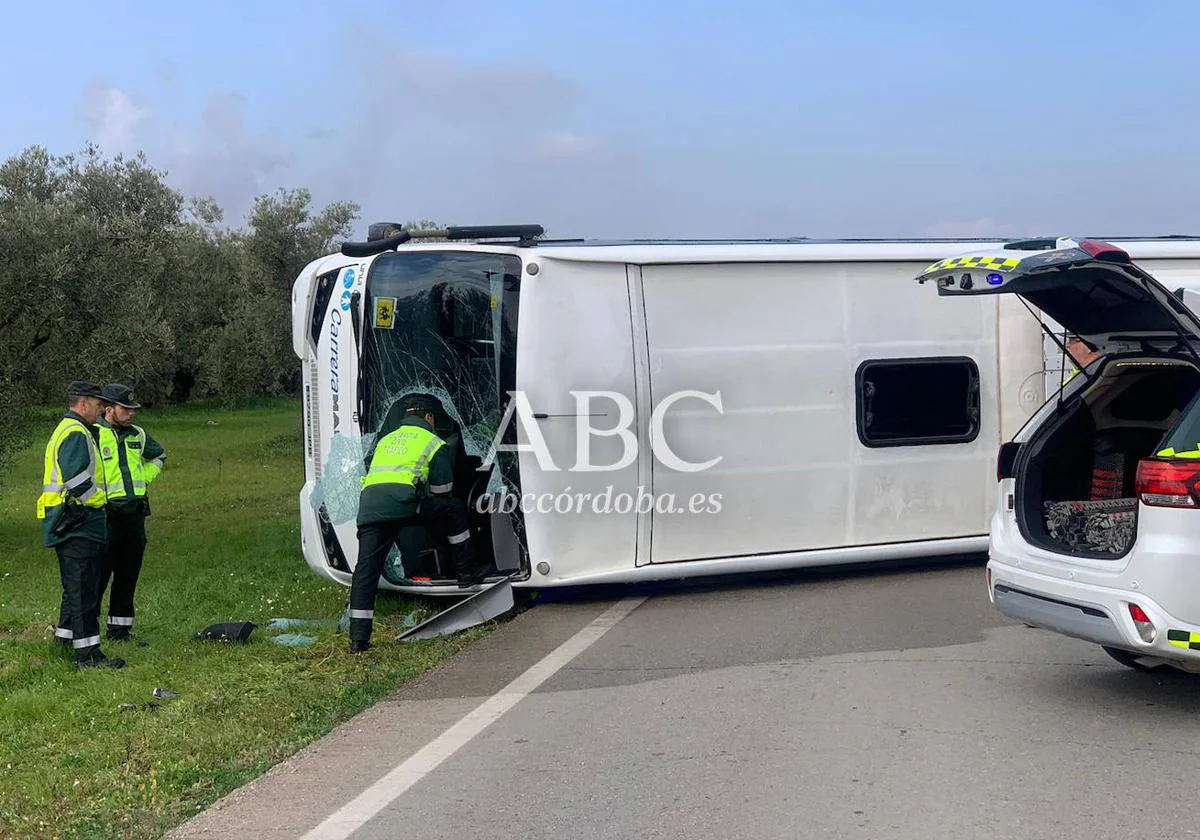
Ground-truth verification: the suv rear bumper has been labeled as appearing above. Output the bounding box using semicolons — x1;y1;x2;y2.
992;582;1129;648
987;559;1200;662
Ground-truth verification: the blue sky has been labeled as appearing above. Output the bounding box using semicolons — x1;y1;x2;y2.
3;0;1199;240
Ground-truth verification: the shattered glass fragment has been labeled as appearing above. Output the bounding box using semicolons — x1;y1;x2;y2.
311;433;371;525
271;634;316;647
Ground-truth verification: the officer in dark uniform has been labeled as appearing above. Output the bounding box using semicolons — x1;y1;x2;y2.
347;393;492;652
95;383;166;644
40;380;125;669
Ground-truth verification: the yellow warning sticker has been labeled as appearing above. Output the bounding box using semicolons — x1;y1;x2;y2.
374;296;397;329
1167;629;1200;650
921;255;1022;275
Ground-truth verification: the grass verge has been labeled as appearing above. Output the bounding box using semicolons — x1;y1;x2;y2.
0;398;489;840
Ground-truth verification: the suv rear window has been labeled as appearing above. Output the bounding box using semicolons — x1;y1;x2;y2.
856;357;981;447
1156;388;1200;455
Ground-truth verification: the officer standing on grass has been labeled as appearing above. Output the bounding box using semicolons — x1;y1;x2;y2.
346;393;492;653
40;381;125;670
95;383;166;645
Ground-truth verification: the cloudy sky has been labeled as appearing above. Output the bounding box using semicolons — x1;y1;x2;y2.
3;0;1199;241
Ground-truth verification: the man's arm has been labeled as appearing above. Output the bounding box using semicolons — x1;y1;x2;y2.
425;446;456;497
141;429;166;483
58;431;99;505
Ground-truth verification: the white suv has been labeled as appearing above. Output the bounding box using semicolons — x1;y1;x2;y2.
918;237;1200;673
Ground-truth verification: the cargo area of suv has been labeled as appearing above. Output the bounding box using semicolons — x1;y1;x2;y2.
1010;357;1200;558
916;236;1200;560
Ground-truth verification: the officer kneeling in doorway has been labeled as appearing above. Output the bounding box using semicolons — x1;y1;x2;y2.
96;383;165;644
348;393;492;652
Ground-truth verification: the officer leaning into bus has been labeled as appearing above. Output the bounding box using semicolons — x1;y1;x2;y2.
41;380;125;670
347;393;492;652
95;383;165;645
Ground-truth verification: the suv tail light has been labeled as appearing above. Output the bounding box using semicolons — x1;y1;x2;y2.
1128;603;1158;643
1135;458;1200;508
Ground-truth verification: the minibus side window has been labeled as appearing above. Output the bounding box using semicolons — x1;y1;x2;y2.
855;356;981;447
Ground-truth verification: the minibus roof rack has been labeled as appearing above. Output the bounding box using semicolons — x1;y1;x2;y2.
340;222;545;257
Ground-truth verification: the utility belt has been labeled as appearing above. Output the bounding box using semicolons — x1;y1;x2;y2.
109;496;151;517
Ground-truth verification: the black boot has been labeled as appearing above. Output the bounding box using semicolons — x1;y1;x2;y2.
456;564;490;588
451;540;491;588
76;650;126;670
349;639;371;653
108;629;149;647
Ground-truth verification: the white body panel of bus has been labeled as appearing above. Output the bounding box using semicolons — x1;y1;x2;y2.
291;239;1200;592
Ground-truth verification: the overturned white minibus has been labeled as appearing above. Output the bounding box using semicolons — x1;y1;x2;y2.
290;225;1200;595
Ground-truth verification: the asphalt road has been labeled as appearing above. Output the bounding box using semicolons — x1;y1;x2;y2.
165;559;1200;840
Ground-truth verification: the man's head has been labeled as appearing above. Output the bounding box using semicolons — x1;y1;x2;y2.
66;381;104;424
402;393;442;429
100;383;141;428
1067;335;1101;368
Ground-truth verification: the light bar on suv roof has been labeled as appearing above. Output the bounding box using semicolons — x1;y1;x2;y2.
1000;236;1132;264
1077;239;1131;264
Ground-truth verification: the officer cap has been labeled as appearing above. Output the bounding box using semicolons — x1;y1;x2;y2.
101;383;142;408
66;380;103;399
402;392;443;415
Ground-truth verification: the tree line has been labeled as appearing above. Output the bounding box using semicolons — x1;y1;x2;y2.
0;143;366;468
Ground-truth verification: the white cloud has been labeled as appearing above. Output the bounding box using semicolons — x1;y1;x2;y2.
73;78;293;225
74;79;152;157
66;43;624;233
157;91;291;223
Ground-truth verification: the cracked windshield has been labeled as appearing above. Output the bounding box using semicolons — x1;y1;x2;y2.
311;250;521;581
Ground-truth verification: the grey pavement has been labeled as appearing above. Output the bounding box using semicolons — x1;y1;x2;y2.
165;560;1200;840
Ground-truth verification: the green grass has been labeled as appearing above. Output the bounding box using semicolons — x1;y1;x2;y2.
0;398;490;840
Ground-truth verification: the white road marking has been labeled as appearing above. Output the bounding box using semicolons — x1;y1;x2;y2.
299;596;648;840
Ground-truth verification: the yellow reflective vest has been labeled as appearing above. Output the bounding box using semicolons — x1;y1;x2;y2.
97;423;162;503
362;424;446;490
1156;447;1200;459
38;416;106;518
38;415;108;547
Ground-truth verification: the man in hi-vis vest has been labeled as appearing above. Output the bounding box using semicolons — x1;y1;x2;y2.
96;383;166;644
347;393;491;652
40;380;124;669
